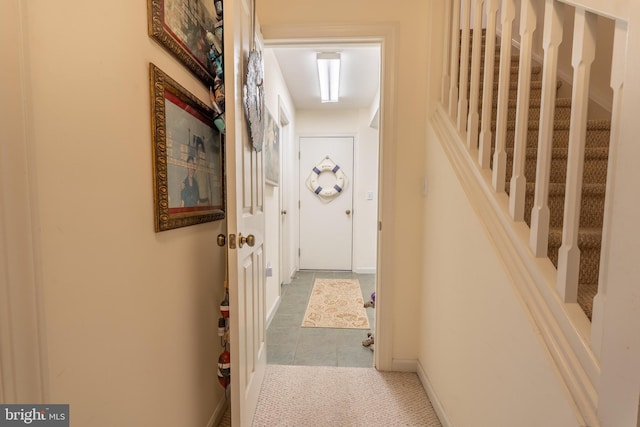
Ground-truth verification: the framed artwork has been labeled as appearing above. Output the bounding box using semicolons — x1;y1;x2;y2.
150;63;225;232
264;108;280;186
147;0;223;88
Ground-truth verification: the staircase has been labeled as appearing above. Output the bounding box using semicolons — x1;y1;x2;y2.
465;32;611;320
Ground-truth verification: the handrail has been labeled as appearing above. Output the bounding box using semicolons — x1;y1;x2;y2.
555;0;629;21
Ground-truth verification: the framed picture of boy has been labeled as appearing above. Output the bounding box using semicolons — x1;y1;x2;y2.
149;63;225;232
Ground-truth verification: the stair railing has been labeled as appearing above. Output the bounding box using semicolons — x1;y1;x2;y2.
437;0;629;422
441;0;627;332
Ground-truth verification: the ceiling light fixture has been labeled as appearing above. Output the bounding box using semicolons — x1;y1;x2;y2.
316;52;340;103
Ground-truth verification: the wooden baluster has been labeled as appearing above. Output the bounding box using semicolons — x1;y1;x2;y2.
530;0;564;257
441;0;453;108
509;0;537;221
458;0;472;136
478;0;500;168
491;0;516;193
591;20;627;354
557;8;596;302
449;0;462;120
467;0;486;151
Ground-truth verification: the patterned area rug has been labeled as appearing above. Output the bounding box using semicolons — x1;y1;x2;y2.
301;278;370;329
252;365;443;426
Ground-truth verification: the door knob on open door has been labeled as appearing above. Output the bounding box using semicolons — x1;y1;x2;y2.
346;210;351;215
238;233;255;248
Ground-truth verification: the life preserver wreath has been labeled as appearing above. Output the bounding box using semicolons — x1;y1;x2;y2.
305;157;348;202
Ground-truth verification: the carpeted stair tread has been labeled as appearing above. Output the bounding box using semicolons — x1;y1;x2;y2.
494;120;612;149
504;146;609;185
578;283;598;320
498;119;611;131
548;227;603;249
503;179;606;229
547;227;602;285
474;64;542;77
486;98;572;122
493;97;572;110
505;146;609;161
464;32;606;318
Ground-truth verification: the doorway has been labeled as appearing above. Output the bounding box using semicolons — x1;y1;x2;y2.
262;22;398;372
265;46;381;368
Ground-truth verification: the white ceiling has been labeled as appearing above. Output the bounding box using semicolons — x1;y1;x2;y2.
268;44;381;111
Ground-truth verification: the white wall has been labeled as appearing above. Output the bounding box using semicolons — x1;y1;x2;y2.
263;48;297;321
421;124;580;426
425;14;584;423
1;1;227;425
296;110;379;273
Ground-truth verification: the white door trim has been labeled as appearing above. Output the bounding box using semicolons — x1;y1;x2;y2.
0;0;48;402
278;96;293;284
262;22;398;371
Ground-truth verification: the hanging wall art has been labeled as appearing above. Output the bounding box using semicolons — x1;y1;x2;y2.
148;0;226;133
242;0;265;151
264;108;280;186
149;63;226;232
305;156;348;203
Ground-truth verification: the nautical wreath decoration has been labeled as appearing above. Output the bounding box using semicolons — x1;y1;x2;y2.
305;157;348;202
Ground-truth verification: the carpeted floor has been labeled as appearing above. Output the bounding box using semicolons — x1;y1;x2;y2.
250;365;442;426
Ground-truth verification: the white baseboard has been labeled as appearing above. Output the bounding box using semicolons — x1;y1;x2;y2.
266;295;281;328
417;360;453;427
354;267;376;274
207;397;229;427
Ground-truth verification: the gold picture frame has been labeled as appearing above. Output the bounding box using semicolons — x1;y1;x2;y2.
147;0;222;87
150;63;225;232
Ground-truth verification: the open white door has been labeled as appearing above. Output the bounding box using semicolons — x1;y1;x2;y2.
224;0;267;424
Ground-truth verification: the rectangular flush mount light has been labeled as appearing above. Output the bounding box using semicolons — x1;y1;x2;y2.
317;52;340;103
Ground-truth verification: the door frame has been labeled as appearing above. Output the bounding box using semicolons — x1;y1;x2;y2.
278;97;293;285
262;23;398;371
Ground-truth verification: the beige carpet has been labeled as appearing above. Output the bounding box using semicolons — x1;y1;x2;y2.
301;278;370;329
251;365;442;426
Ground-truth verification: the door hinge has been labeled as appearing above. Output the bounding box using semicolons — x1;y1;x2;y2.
298;151;301;159
298;248;301;256
378;221;382;231
228;234;237;249
298;200;301;209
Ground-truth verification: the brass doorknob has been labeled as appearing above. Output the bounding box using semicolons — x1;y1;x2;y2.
346;210;351;215
238;233;255;248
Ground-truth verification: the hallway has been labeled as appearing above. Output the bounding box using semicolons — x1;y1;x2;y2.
267;270;376;367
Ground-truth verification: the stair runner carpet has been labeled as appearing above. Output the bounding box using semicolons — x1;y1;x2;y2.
462;32;610;320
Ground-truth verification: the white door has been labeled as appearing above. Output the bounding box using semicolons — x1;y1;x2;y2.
299;137;354;270
224;0;267;424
